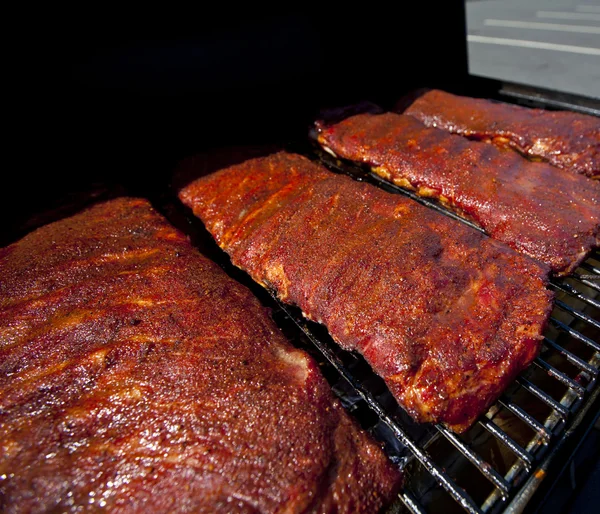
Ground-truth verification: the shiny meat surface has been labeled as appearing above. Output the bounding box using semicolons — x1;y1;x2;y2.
0;198;401;513
404;89;600;179
180;153;553;433
317;113;600;275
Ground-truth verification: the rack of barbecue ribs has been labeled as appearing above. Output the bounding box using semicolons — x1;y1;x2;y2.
180;152;553;434
403;89;599;179
0;198;401;513
316;113;600;275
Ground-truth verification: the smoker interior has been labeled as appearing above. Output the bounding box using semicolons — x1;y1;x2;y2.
7;6;600;513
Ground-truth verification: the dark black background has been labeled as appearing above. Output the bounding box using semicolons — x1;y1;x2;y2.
7;2;477;241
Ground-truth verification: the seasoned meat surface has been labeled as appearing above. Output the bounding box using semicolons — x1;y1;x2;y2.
317;113;600;275
180;153;553;433
404;89;600;179
0;198;401;514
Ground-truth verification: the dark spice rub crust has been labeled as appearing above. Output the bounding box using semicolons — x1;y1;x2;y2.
317;112;600;275
404;89;600;179
0;197;401;514
180;152;553;433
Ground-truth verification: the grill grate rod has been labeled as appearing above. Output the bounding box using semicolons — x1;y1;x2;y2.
516;377;569;418
550;281;600;310
543;337;598;377
274;301;483;514
400;490;429;514
435;424;511;497
479;418;534;469
580;262;600;276
554;300;600;330
533;357;586;397
551;318;600;353
572;274;600;293
550;281;600;309
498;398;551;441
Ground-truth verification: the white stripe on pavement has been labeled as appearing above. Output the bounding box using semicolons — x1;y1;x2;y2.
576;5;600;13
536;11;600;21
467;35;600;55
484;19;600;34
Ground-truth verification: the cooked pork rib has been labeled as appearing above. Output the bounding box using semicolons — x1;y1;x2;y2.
403;89;600;179
180;152;553;433
316;112;600;275
0;198;401;513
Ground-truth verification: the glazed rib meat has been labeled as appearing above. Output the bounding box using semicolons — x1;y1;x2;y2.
180;152;553;433
403;89;600;179
0;198;401;513
316;113;600;275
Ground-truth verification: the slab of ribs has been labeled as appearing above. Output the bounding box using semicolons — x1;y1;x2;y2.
180;152;553;434
316;112;600;275
403;89;600;179
0;198;401;513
